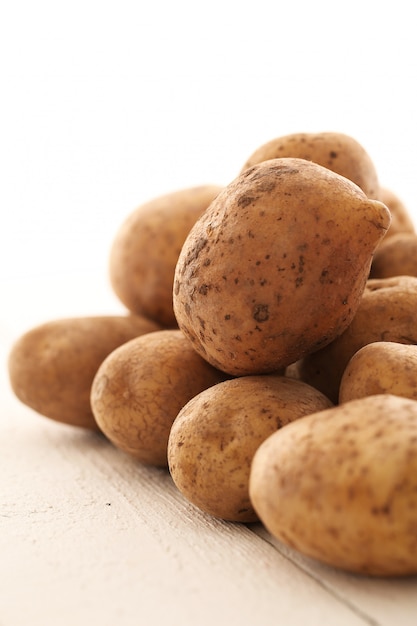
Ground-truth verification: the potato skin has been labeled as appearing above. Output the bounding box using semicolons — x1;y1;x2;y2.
339;341;417;403
293;276;417;403
370;233;417;279
109;185;222;327
8;315;161;430
173;158;390;376
378;187;414;240
167;375;332;522
90;329;227;467
240;132;380;198
249;394;417;576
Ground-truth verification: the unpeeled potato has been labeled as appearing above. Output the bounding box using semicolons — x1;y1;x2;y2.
339;341;417;403
168;375;332;522
370;233;417;279
8;315;161;429
249;394;417;576
109;185;222;327
240;131;380;198
292;275;417;403
90;329;227;466
173;157;390;376
378;187;414;240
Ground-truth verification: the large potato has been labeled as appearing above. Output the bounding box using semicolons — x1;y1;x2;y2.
240;131;380;198
8;315;161;429
370;232;417;279
168;375;332;522
249;394;417;576
173;158;390;376
292;275;417;403
339;341;417;403
109;185;222;327
90;329;227;466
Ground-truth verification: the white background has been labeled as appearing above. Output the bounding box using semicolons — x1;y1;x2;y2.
1;0;416;337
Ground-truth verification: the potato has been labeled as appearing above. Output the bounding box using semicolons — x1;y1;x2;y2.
339;341;417;403
90;329;227;467
173;158;390;376
8;315;161;429
378;186;414;240
240;131;380;198
109;185;222;327
370;232;417;279
167;375;333;522
292;275;417;403
249;394;417;576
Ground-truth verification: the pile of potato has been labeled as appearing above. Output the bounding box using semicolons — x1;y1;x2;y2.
8;131;417;577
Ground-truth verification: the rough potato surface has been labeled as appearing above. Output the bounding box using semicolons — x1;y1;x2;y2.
109;185;222;327
173;158;390;376
240;131;380;199
295;275;417;402
370;233;417;279
168;375;332;522
90;329;227;466
8;315;161;429
249;394;417;576
339;341;417;403
377;187;415;240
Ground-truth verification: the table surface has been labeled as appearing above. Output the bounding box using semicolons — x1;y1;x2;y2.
1;278;417;626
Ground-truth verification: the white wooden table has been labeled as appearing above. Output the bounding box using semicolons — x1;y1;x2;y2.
1;277;417;626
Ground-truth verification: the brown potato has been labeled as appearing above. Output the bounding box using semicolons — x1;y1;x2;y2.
167;375;333;522
90;329;227;467
339;341;417;403
240;131;380;198
8;315;161;429
292;275;417;403
370;232;417;279
249;394;417;576
109;185;222;327
378;186;414;240
173;158;390;376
